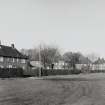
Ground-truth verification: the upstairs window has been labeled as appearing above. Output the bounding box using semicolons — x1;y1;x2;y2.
13;58;15;62
17;58;19;62
0;57;3;62
21;59;26;63
7;58;10;62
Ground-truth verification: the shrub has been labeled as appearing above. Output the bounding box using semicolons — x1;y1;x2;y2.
0;68;23;78
40;69;81;76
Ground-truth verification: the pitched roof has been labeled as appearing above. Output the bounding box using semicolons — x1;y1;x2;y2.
79;56;92;64
93;58;105;64
0;45;28;59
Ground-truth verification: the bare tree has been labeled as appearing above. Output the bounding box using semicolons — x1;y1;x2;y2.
86;53;99;63
21;44;61;69
20;48;39;60
63;52;81;69
39;44;61;69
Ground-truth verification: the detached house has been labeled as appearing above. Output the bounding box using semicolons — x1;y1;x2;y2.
92;58;105;70
0;44;28;70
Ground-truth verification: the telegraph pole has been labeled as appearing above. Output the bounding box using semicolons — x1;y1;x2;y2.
38;45;41;77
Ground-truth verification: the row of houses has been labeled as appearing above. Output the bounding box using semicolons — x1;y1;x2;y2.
0;43;105;71
30;58;105;71
76;58;105;70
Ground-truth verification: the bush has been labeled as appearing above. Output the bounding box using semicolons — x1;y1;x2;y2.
89;70;105;73
40;69;82;76
0;68;23;78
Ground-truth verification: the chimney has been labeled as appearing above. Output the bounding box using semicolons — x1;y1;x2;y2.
11;44;15;48
0;41;1;45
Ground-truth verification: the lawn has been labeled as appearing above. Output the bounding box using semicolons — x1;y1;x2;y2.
0;73;105;105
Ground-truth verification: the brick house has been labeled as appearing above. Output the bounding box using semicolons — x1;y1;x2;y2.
0;44;28;70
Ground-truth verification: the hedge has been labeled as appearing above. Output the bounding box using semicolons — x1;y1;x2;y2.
0;68;82;78
41;69;82;76
28;69;82;77
0;68;23;78
89;70;105;73
25;69;105;77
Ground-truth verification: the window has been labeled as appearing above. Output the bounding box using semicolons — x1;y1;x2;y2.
8;65;12;68
13;58;15;62
21;59;26;63
0;65;4;68
0;57;3;62
22;66;25;70
9;58;13;62
12;65;16;68
17;58;19;62
7;58;9;62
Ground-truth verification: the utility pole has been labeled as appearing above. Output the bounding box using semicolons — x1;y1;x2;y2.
38;45;41;77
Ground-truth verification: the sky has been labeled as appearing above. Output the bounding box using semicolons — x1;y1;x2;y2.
0;0;105;57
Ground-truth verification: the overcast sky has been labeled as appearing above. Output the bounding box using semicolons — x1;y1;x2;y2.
0;0;105;57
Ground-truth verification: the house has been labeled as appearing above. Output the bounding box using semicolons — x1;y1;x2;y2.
92;58;105;70
30;60;67;70
53;61;68;69
76;57;92;70
76;57;105;71
30;60;43;69
0;43;28;70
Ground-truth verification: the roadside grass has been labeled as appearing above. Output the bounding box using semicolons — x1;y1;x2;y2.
0;76;104;105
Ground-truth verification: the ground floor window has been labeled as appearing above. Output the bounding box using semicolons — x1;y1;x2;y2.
8;65;12;68
0;57;3;62
0;65;4;68
21;59;26;63
22;66;25;70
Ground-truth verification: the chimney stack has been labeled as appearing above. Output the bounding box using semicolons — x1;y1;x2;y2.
11;44;15;48
0;41;1;45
